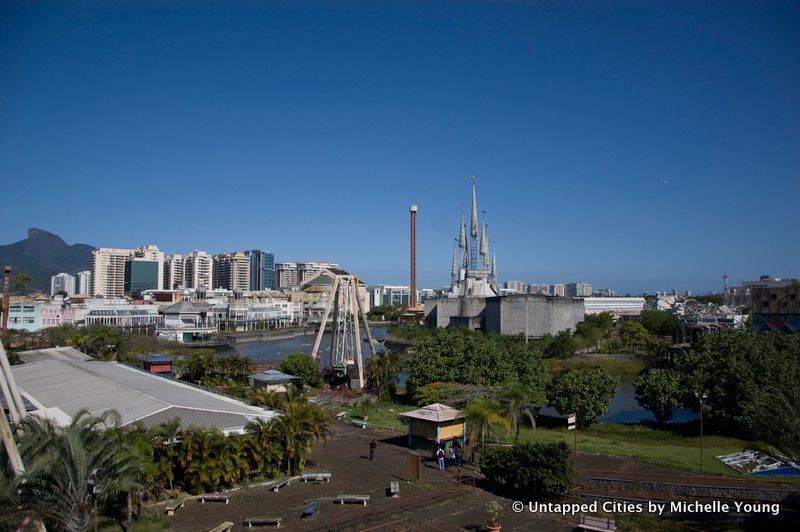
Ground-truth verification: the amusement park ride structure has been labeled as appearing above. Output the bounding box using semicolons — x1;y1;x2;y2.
310;274;376;390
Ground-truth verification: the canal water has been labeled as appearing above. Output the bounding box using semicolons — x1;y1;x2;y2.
220;328;698;424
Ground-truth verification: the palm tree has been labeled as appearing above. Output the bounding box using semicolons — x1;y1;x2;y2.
463;399;509;450
268;390;332;474
13;409;145;532
501;381;542;442
244;419;283;477
366;350;403;400
182;427;230;493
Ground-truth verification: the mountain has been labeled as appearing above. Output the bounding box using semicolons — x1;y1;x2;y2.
0;228;95;293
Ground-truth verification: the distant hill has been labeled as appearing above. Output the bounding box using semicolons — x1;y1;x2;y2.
0;228;95;293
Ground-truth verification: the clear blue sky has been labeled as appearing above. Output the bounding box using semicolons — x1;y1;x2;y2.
1;1;798;294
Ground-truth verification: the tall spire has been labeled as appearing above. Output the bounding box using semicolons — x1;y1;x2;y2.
458;213;466;250
469;177;478;239
492;251;497;280
451;240;458;281
480;222;489;259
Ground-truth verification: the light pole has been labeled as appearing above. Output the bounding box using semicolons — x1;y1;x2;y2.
695;392;707;472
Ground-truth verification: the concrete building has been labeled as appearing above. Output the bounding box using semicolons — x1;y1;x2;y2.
747;276;800;334
593;288;618;297
246;249;275;290
551;283;565;297
275;261;340;290
50;272;76;296
92;247;134;297
213;252;250;291
124;259;159;298
163;254;184;290
6;301;44;331
76;271;92;295
527;284;549;295
184;250;213;290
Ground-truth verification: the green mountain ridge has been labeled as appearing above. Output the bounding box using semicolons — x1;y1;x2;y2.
0;228;95;293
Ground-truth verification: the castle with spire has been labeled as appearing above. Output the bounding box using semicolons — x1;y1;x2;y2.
449;178;499;298
424;178;585;337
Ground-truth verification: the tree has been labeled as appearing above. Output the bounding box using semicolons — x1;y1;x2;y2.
501;381;544;441
279;352;322;388
542;329;576;358
366;349;402;399
634;369;683;424
676;331;800;434
11;272;32;293
185;350;217;381
267;389;332;474
463;399;509;449
618;321;650;349
480;442;573;499
639;310;678;337
547;367;617;428
10;410;145;532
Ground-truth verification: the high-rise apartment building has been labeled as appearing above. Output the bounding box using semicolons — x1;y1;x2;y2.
133;245;165;290
92;248;134;297
163;254;184;290
76;271;92;295
565;282;592;297
246;249;275;290
550;283;566;297
275;261;340;290
50;273;76;296
504;280;526;293
213;252;250;291
184;250;213;290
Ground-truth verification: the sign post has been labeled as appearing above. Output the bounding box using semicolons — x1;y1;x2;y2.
567;413;577;453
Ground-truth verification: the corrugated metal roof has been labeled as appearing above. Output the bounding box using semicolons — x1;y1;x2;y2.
138;407;262;431
11;360;275;432
249;369;297;383
16;347;93;363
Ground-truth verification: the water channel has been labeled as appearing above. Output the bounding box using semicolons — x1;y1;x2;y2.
218;327;698;424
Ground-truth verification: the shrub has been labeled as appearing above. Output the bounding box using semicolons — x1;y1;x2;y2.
480;442;573;499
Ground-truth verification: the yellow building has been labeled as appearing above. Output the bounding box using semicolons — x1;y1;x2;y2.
399;403;466;450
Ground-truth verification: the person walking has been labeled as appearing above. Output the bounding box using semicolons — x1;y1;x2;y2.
436;446;446;471
369;438;377;461
449;444;456;466
454;441;463;467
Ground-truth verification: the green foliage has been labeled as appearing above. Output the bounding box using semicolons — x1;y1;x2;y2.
485;500;505;527
634;369;683;424
547;367;617;428
540;329;577;358
639;310;678;337
413;382;445;406
619;321;650;349
464;398;509;448
573;312;614;350
279;352;322;388
366;349;402;399
405;328;547;396
676;331;800;435
501;381;544;441
12;272;33;293
367;305;403;321
480;442;573;499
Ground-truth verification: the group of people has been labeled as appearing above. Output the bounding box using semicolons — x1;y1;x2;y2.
434;439;464;471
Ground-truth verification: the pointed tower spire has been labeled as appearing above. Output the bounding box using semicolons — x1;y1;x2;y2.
492;250;497;280
451;240;458;281
458;213;466;250
470;177;478;239
480;222;488;258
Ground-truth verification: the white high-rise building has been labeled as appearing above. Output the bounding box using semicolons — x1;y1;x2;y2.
213;252;250;291
92;248;134;297
50;273;76;296
184;250;213;290
76;271;92;295
163;254;184;290
133;245;165;290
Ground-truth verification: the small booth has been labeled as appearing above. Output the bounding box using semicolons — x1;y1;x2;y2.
399;403;466;450
142;354;174;378
248;369;298;392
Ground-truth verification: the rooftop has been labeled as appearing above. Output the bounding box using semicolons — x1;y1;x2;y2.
399;403;464;423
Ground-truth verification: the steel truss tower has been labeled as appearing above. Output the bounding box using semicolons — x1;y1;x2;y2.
310;274;376;389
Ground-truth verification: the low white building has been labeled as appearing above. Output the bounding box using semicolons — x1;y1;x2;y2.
583;297;646;317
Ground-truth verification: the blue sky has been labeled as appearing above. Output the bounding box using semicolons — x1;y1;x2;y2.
1;1;798;294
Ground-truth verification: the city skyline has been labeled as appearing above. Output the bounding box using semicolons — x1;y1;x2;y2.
1;2;798;294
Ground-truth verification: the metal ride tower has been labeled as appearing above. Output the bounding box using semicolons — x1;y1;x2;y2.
310;274;376;389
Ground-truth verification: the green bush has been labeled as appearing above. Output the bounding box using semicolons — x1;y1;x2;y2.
279;352;322;388
480;442;573;499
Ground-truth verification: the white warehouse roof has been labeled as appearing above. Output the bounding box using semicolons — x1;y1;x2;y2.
12;360;277;434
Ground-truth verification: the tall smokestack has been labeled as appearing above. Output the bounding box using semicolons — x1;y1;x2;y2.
410;204;417;308
2;266;10;331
